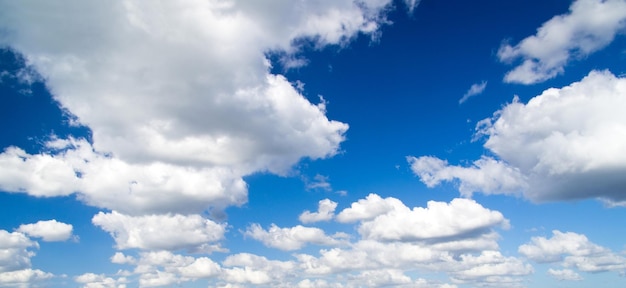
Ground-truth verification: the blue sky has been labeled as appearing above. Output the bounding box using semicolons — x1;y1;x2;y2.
1;0;626;287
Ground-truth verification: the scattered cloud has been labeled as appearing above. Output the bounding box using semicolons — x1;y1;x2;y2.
520;230;626;274
244;224;345;251
75;273;128;288
17;220;74;242
459;81;487;104
299;199;338;223
498;0;626;84
92;211;226;253
547;268;583;281
410;70;626;205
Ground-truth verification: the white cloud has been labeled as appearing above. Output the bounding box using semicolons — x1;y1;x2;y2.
92;211;225;252
0;230;37;273
357;198;509;242
0;0;428;218
299;199;337;223
0;269;53;287
498;0;626;84
519;230;626;274
244;224;344;251
17;220;73;242
111;252;135;265
547;268;583;281
221;253;295;285
459;81;487;104
410;70;626;204
408;156;527;198
75;273;127;288
336;193;400;223
305;174;333;192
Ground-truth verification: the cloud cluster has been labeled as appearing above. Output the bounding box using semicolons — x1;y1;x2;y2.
498;0;626;84
410;70;626;205
66;194;527;287
0;229;56;287
519;230;626;275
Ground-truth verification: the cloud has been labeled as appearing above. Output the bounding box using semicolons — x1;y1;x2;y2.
547;268;583;281
408;156;527;198
336;193;399;223
221;253;294;285
357;197;510;242
459;81;487;104
0;230;53;287
498;0;626;84
111;252;136;265
305;174;333;192
244;224;345;251
17;220;74;242
410;70;626;204
0;269;53;287
0;230;37;273
92;211;226;252
74;273;128;288
519;230;626;274
299;199;337;223
0;0;429;219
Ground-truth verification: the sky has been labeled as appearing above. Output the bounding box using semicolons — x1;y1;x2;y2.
1;0;626;287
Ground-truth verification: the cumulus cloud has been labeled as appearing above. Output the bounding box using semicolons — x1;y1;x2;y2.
498;0;626;84
0;230;54;287
75;273;128;288
299;199;337;223
459;81;487;104
111;252;136;265
410;70;626;204
357;197;509;242
519;230;626;274
336;193;400;223
244;224;345;251
547;268;583;281
408;156;527;198
221;253;295;285
0;230;37;273
17;220;74;242
0;269;53;287
92;211;226;252
0;0;429;218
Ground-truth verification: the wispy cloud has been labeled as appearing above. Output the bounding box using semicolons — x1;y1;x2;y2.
459;81;487;104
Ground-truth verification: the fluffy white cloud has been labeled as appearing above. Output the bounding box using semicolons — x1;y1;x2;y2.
410;70;626;204
547;268;583;281
75;273;127;288
357;198;509;242
221;253;295;285
299;199;337;223
111;252;136;265
336;193;400;223
0;0;425;217
0;269;53;287
0;230;37;273
498;0;626;84
519;230;626;274
17;220;73;242
459;81;487;104
92;211;225;252
244;224;345;251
